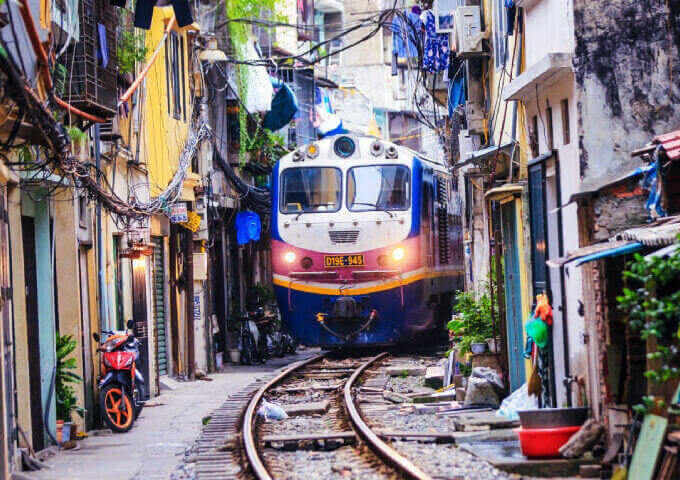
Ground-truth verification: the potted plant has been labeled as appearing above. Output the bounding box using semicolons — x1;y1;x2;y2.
56;333;85;442
448;283;495;356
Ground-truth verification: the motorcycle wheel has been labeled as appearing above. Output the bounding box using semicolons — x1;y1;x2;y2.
241;336;252;365
101;384;135;433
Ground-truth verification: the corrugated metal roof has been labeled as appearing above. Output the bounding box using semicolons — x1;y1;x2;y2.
612;215;680;247
548;214;680;267
654;129;680;161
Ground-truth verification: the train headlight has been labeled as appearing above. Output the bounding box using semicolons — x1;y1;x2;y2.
284;251;296;263
392;247;405;261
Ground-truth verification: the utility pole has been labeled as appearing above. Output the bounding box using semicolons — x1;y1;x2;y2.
185;227;195;379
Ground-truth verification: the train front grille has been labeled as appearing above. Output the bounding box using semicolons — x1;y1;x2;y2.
328;230;360;244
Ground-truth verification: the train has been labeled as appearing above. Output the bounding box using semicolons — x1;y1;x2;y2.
270;134;464;347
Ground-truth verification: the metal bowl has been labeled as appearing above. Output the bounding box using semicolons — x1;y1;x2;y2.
518;407;589;429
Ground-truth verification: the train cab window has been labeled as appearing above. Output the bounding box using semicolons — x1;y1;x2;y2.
280;167;342;213
347;165;411;212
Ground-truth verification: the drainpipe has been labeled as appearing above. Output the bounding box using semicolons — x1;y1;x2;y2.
94;124;108;330
554;155;571;406
185;228;195;379
509;8;523;183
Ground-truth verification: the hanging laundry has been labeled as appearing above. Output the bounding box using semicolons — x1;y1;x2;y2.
235;210;261;245
314;88;344;137
132;0;194;29
390;10;421;58
97;23;109;68
448;73;466;117
263;84;299;131
422;10;449;74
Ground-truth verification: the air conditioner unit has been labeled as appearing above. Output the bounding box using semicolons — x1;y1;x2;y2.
453;6;482;58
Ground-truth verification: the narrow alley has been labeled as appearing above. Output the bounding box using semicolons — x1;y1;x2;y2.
0;0;678;478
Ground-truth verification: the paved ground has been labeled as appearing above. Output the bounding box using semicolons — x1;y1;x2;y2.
21;349;318;480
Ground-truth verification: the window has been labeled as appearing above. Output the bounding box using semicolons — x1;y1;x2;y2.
561;99;570;145
280;167;342;213
530;115;539;157
166;32;184;121
546;107;554;150
348;165;411;212
492;0;508;69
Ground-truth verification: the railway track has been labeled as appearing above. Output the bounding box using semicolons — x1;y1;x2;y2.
192;351;526;480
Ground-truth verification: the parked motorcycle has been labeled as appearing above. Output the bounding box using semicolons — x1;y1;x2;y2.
92;320;145;433
237;312;267;365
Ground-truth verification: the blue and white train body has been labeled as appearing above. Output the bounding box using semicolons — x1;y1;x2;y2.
271;135;464;347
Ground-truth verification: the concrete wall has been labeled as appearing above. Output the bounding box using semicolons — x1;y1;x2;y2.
573;0;680;195
522;0;574;67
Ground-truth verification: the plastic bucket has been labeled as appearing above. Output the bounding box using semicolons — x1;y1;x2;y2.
515;425;581;458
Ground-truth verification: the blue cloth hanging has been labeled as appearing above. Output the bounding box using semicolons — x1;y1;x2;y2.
262;84;299;131
390;10;421;58
97;23;109;68
423;11;449;73
235;210;261;245
448;74;466;117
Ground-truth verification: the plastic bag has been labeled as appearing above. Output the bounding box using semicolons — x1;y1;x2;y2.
495;383;538;420
257;400;288;421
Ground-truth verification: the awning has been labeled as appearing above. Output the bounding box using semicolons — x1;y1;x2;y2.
484;184;523;201
547;240;640;268
632;129;680;160
547;214;680;267
454;140;517;170
612;214;680;246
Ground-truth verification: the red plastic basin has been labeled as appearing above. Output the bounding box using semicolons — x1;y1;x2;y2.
515;425;581;458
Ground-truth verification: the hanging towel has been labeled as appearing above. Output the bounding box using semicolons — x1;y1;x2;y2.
133;0;194;29
97;23;109;68
235;211;261;245
262;84;299;131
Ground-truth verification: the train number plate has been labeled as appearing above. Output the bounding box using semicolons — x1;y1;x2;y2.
324;254;365;268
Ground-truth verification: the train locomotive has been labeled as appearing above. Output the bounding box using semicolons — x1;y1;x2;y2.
271;134;464;347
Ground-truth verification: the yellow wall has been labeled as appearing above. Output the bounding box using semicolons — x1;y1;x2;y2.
142;6;192;198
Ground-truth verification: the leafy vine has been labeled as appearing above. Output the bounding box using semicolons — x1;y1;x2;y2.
225;0;281;163
616;237;680;413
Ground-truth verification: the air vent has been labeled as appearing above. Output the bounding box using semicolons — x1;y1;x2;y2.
329;230;360;244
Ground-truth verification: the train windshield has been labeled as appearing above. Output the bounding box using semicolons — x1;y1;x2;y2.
280;167;342;213
347;165;411;212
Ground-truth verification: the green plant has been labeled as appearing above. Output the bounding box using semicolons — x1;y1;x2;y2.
253;282;275;305
449;281;496;354
225;0;281;163
56;333;85;421
66;125;88;144
616;237;680;413
117;29;148;75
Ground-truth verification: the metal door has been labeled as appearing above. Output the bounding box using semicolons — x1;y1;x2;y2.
152;237;168;377
500;200;525;391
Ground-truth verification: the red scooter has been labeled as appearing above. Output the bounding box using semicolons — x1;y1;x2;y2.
92;320;145;433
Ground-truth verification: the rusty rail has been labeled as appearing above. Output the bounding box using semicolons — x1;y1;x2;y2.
242;352;328;480
343;352;434;480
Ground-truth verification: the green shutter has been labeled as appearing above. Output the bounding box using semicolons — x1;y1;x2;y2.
152;237;168;375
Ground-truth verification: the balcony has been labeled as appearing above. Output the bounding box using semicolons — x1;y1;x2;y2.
58;0;118;118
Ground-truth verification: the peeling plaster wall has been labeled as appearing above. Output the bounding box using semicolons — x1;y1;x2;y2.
573;0;680;199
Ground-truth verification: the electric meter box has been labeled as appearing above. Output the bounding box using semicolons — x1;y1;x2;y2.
453;6;482;58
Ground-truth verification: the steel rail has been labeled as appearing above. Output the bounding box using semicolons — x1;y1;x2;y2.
242;352;328;480
343;352;434;480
